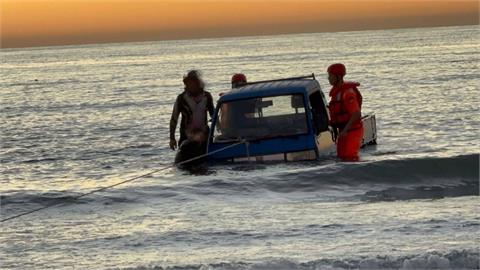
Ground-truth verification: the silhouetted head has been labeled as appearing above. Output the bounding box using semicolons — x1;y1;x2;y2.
183;70;205;96
327;63;346;86
231;73;247;88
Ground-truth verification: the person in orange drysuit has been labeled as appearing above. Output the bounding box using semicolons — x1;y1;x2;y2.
327;63;364;161
231;73;247;88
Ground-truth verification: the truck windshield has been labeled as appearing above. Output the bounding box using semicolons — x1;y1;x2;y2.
214;94;308;141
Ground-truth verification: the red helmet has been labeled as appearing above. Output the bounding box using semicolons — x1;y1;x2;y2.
327;63;346;76
231;73;247;84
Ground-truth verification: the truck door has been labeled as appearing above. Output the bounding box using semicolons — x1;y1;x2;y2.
309;90;329;134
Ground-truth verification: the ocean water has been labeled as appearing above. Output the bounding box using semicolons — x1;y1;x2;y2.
1;25;479;269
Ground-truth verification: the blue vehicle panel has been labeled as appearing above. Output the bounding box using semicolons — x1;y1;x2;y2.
207;75;332;162
208;134;317;160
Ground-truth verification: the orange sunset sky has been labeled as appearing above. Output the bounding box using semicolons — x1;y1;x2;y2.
1;0;478;48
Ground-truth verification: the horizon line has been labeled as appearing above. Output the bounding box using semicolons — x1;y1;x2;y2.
1;23;478;51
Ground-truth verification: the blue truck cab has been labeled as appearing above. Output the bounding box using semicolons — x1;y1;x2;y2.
207;75;376;162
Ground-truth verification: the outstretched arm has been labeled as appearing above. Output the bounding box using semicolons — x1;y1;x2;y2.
169;98;180;150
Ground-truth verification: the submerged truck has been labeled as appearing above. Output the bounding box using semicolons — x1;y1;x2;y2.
207;74;376;162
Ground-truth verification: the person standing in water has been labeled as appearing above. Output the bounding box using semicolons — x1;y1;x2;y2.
327;63;364;161
169;70;214;151
231;73;247;88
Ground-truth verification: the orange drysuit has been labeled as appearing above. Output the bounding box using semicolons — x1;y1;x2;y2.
329;82;364;161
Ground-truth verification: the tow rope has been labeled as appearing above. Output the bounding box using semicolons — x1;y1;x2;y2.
1;140;247;223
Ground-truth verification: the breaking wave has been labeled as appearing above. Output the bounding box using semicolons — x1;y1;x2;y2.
118;249;479;270
181;154;479;200
276;153;479;186
1;154;478;211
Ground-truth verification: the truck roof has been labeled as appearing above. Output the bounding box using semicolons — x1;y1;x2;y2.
218;78;321;103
